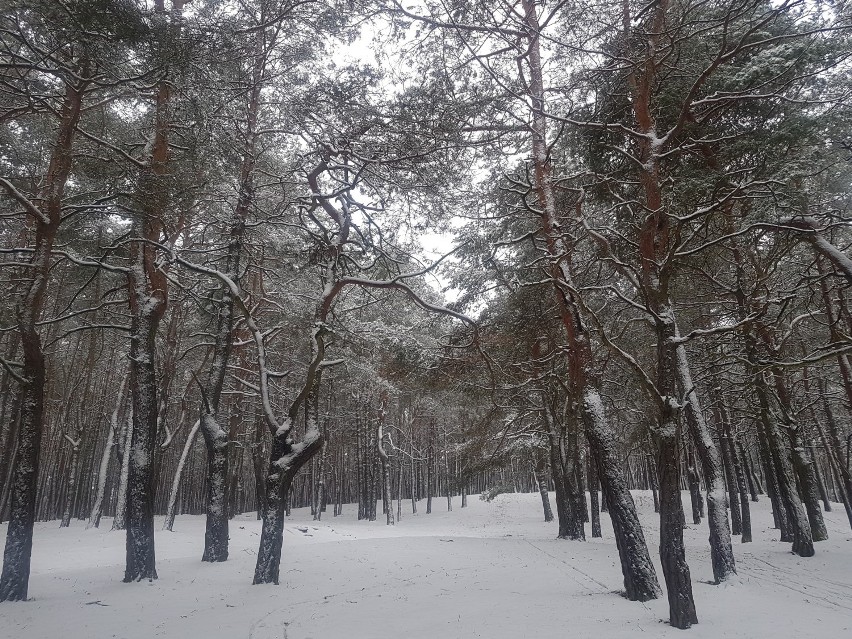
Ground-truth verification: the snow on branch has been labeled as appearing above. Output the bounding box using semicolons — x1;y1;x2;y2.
0;177;51;225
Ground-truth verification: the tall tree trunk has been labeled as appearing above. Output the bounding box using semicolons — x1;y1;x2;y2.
738;441;760;503
163;419;200;531
656;415;698;629
123;0;186;582
582;391;661;601
0;72;85;601
754;372;814;556
521;0;660;601
376;395;394;526
88;372;127;529
676;345;736;582
253;322;329;584
711;387;742;537
726;435;752;543
59;435;82;528
767;361;827;544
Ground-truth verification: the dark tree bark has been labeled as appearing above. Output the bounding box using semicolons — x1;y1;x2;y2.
656;415;698;630
586;450;601;538
0;70;86;601
754;374;814;557
738;441;760;503
253;325;329;584
582;401;661;601
726;436;752;543
535;454;554;523
767;359;827;544
123;0;189;582
687;451;703;524
521;0;659;600
376;394;394;526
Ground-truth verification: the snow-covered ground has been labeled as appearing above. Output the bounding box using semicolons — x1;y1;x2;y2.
3;492;851;638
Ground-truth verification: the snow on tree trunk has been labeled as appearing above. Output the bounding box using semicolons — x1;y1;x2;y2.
0;73;84;603
586;452;601;538
313;436;327;522
87;421;114;530
200;414;229;562
112;411;133;531
376;397;394;526
649;309;698;626
0;379;43;602
656;413;698;630
754;375;814;557
737;440;760;503
687;451;704;524
89;373;127;530
163;419;200;531
676;344;736;583
720;433;742;536
124;309;162;582
59;436;82;528
253;430;323;584
790;430;828;543
582;390;661;601
726;435;752;543
535;458;554;523
544;403;580;539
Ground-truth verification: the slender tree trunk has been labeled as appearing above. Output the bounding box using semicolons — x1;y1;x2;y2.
519;1;662;602
738;441;760;502
712;390;741;536
88;372;127;529
687;451;703;524
535;457;554;523
727;436;752;543
766;363;827;544
313;434;328;522
426;443;433;514
59;436;82;528
647;453;659;514
163;419;200;531
586;450;601;537
112;411;133;531
376;395;394;526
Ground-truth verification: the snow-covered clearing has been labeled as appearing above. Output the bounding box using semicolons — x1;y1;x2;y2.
3;492;851;638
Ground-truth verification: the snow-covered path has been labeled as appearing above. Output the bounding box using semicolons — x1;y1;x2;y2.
2;492;851;638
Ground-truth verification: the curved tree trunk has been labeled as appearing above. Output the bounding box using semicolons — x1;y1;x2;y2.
254;429;323;584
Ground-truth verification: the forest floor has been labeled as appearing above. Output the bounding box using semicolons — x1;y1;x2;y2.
2;491;851;638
